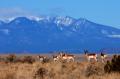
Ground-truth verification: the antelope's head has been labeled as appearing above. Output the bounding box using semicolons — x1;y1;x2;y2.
84;50;88;55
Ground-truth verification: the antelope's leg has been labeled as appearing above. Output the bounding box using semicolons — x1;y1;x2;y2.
88;58;90;62
95;58;98;62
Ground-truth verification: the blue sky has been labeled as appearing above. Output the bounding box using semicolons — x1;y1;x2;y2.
0;0;120;28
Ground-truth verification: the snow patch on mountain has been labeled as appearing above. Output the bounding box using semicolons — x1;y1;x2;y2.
28;16;45;21
75;18;86;26
54;16;74;26
0;29;10;35
107;35;120;38
2;17;16;23
101;29;109;35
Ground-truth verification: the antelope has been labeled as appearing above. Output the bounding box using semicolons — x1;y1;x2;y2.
59;52;75;62
84;50;97;62
37;55;47;62
53;55;60;62
101;52;107;63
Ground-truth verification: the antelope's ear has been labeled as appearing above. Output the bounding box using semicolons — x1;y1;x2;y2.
84;49;87;52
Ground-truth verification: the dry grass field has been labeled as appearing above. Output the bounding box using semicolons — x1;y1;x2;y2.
0;54;120;79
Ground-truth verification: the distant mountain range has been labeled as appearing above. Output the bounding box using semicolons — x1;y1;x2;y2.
0;16;120;53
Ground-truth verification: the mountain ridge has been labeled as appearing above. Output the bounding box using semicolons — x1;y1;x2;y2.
0;16;120;53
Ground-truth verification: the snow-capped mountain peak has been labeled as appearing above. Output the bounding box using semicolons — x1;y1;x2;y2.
54;16;75;26
27;16;45;21
75;18;88;26
0;15;120;52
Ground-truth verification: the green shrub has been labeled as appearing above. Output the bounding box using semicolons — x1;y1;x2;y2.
104;55;120;73
23;56;35;64
6;54;16;63
33;67;48;79
85;63;104;77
